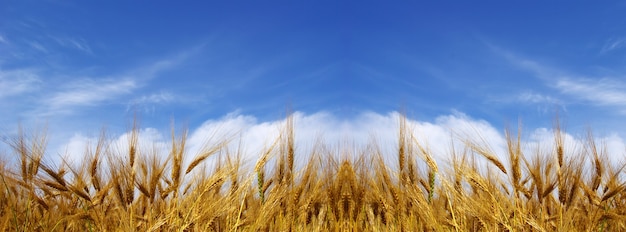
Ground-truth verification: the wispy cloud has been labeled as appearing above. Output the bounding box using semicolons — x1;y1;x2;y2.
131;92;175;105
49;36;92;54
487;44;559;81
491;44;626;114
515;91;565;114
556;78;626;106
517;91;560;105
520;62;626;112
601;37;626;53
42;78;137;115
28;41;48;53
125;91;180;114
0;43;201;120
0;69;41;98
39;43;204;114
0;35;7;44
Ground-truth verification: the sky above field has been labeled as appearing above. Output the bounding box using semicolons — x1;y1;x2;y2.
2;1;626;164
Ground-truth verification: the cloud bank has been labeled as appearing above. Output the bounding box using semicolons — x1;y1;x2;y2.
57;111;626;175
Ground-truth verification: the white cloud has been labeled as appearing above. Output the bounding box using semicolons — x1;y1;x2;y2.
42;78;136;115
131;92;175;105
494;46;626;113
61;133;91;164
601;37;626;53
9;45;200;117
55;111;626;176
50;36;92;54
556;78;626;106
60;128;169;167
604;133;626;159
0;35;7;44
518;91;560;105
0;69;41;98
40;48;196;115
28;41;48;53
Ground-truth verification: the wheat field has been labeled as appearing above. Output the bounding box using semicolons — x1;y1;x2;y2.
1;115;625;231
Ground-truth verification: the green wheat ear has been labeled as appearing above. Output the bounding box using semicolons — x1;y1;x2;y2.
428;170;436;203
257;170;265;204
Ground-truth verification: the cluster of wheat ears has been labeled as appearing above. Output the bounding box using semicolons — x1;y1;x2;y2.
1;114;626;231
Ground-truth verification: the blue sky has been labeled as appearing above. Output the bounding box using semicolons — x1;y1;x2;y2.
2;1;626;162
